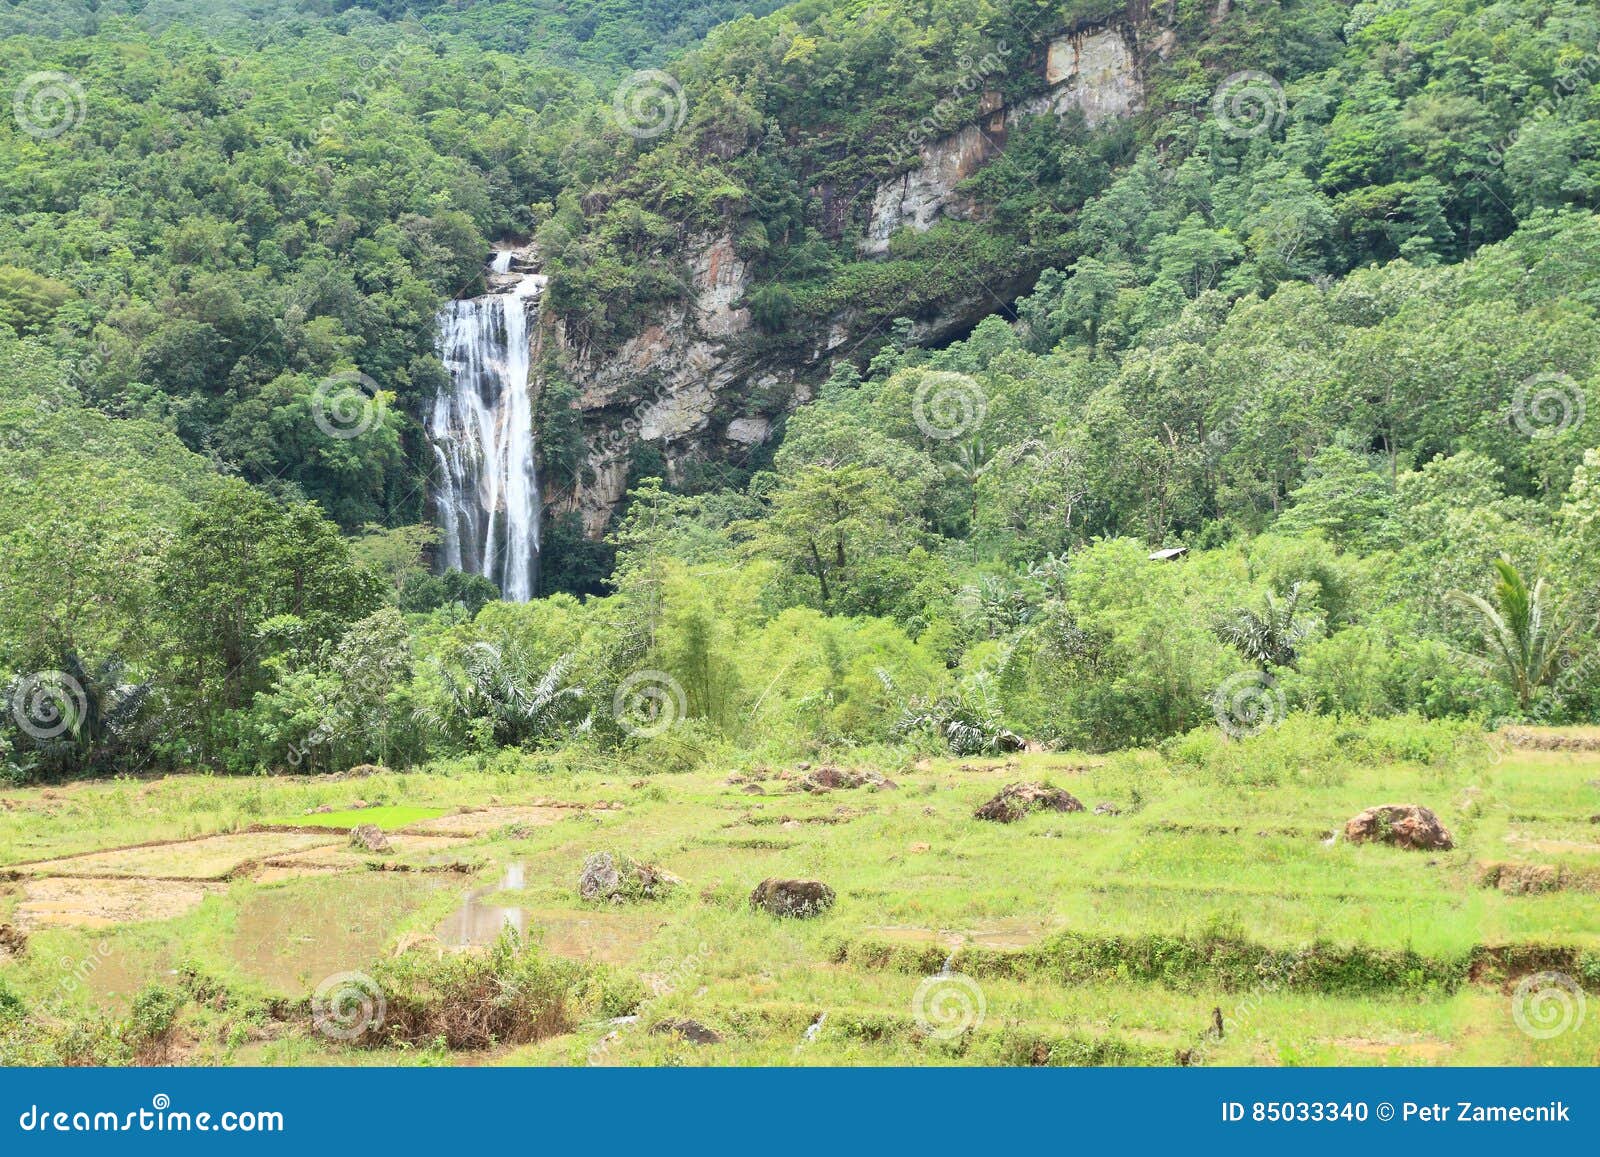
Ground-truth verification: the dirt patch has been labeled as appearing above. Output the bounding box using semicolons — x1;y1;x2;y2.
861;926;955;947
1504;832;1600;856
16;832;343;881
248;863;345;884
1330;1036;1454;1061
259;834;471;873
14;876;223;928
526;908;666;965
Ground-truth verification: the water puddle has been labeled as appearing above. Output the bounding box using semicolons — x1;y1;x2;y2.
434;863;529;947
433;863;664;964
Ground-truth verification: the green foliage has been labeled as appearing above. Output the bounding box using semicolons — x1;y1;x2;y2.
369;929;588;1049
1447;555;1571;713
417;643;587;752
7;0;1600;779
1216;583;1317;671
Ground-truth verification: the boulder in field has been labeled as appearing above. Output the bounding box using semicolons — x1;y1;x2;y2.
749;877;835;918
650;1017;723;1045
1343;804;1454;851
579;851;679;903
802;766;860;790
349;823;393;853
975;782;1085;823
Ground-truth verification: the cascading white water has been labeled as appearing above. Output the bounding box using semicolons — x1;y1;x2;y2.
427;250;545;602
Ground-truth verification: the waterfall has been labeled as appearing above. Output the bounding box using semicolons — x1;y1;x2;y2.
427;250;545;602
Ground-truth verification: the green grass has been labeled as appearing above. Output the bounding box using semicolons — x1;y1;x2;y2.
2;719;1598;1067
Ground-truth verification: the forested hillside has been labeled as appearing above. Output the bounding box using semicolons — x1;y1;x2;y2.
3;0;1600;781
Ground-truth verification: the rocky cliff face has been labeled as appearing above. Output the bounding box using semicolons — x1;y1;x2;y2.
863;25;1151;258
539;15;1172;540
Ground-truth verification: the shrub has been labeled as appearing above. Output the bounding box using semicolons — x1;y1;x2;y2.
126;984;184;1064
369;929;586;1049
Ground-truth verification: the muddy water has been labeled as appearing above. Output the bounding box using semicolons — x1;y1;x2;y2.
229;874;447;994
433;863;664;964
434;863;528;947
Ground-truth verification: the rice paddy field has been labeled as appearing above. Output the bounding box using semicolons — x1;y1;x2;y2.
1;719;1597;1067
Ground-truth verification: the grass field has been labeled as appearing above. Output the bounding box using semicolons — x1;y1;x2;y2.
1;718;1596;1066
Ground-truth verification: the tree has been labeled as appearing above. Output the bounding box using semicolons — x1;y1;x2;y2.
418;644;585;750
1274;446;1396;551
1;655;154;780
1216;583;1317;671
1447;556;1569;713
156;480;383;765
0;266;73;335
740;463;917;612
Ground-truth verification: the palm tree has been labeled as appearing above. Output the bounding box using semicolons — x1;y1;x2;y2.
3;653;154;777
1447;555;1569;713
417;643;585;748
941;436;993;525
1216;583;1315;670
